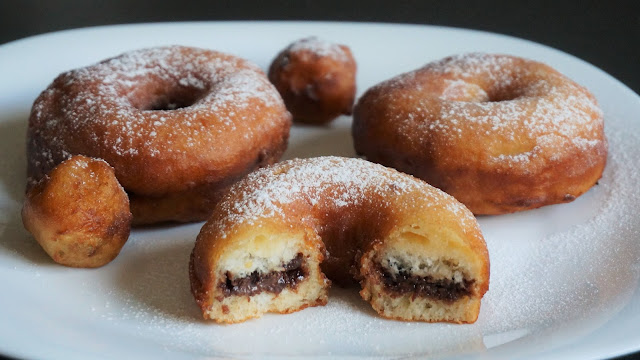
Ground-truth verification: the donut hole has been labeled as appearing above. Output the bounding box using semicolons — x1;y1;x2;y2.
440;80;490;102
485;74;536;102
487;91;519;102
131;85;206;111
462;81;523;103
149;87;204;111
486;87;522;102
441;79;523;103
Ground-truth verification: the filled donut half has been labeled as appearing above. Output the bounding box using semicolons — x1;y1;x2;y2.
189;157;489;324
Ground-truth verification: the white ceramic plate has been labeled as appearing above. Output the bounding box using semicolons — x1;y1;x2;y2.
0;22;639;360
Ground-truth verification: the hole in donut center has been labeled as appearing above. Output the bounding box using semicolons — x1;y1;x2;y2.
442;81;519;103
487;90;519;102
136;86;204;111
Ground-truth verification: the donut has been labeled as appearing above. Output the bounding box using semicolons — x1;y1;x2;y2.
353;53;607;214
189;157;489;324
22;155;131;268
268;37;357;125
27;46;292;224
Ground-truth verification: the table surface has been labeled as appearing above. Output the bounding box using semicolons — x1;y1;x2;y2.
0;1;638;360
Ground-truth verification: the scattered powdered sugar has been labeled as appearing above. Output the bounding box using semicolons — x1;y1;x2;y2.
60;156;103;183
8;120;638;358
202;156;475;240
375;53;605;167
429;53;518;82
27;45;287;186
441;79;489;101
477;124;640;337
8;47;639;358
73;119;635;359
286;36;351;62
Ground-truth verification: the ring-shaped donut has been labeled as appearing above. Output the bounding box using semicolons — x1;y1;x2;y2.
27;46;292;224
353;53;607;214
190;157;489;323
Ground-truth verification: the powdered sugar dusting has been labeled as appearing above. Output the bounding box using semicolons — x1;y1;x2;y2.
205;156;474;239
477;124;640;337
9;91;640;360
60;155;111;185
52;123;637;356
4;26;640;360
27;46;287;188
286;36;350;62
99;125;636;358
376;53;605;167
441;79;489;101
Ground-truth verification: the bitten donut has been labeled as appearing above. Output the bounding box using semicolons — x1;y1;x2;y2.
353;53;607;214
27;46;292;224
190;157;489;324
268;37;357;125
22;155;131;268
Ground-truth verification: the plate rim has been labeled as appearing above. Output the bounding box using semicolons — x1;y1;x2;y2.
1;20;639;360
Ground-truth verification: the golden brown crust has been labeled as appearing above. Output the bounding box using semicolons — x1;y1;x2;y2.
268;37;356;125
21;155;131;268
353;53;607;214
189;157;489;323
27;46;291;224
128;134;289;225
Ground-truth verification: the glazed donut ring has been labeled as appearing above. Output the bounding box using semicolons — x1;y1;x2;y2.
27;46;291;224
353;53;607;214
190;157;489;324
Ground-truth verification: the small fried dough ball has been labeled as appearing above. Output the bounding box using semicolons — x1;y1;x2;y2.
22;155;132;268
268;37;357;125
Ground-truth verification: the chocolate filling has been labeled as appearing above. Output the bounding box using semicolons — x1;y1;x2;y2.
220;253;307;297
376;263;474;302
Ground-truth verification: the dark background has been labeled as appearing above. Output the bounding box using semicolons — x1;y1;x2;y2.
1;0;639;94
0;1;638;359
